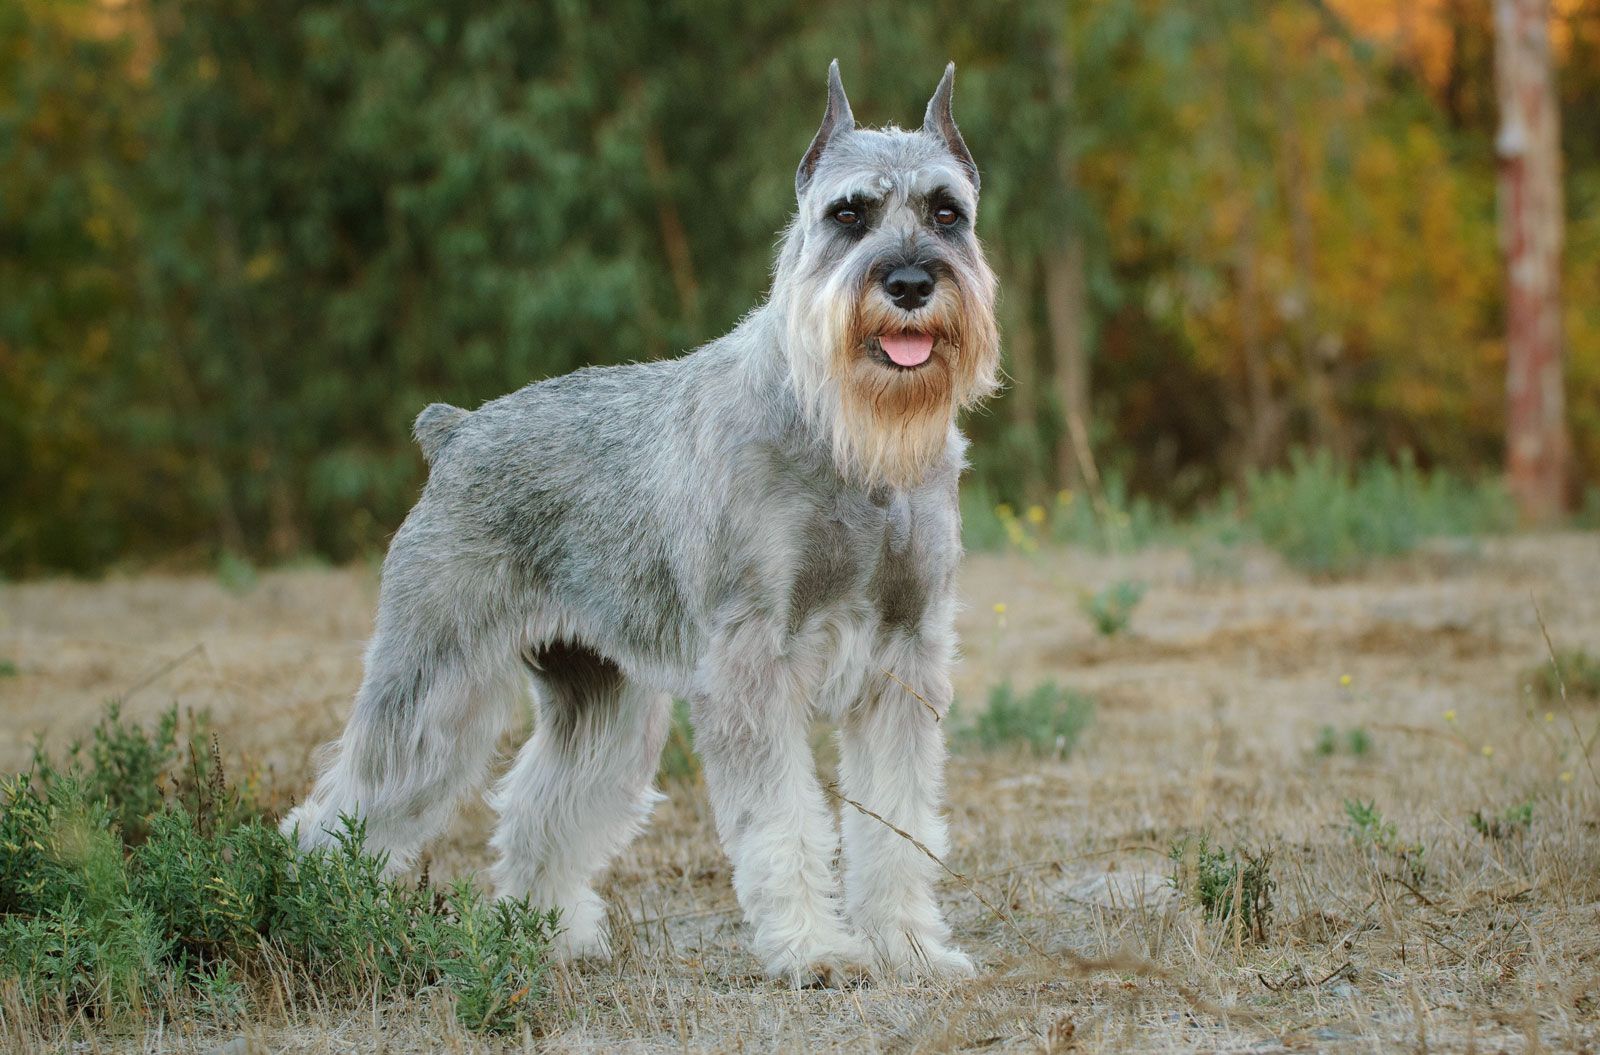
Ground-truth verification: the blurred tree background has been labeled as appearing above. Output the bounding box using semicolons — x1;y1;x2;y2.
1;0;1596;574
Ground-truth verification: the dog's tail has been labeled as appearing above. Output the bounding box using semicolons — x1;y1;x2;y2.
413;403;468;463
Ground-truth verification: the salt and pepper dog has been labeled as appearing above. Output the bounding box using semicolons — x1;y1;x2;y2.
284;60;1000;984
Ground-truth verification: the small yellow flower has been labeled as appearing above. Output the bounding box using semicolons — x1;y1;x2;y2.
992;602;1007;616
1443;709;1457;723
1544;712;1555;723
995;503;1015;520
1480;744;1494;758
1560;771;1574;783
1057;489;1074;505
1339;674;1352;687
1026;504;1046;525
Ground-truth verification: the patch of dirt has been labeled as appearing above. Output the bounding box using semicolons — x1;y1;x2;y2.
2;533;1599;1053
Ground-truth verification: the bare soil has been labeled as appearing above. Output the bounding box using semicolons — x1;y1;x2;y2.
2;533;1597;1053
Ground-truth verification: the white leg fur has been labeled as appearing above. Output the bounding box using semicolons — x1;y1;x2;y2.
692;648;867;985
282;658;521;875
838;645;973;980
489;675;668;961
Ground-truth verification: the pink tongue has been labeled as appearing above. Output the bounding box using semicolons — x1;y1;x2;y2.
880;333;934;367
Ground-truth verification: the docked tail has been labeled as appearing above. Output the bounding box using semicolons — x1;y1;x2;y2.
413;402;468;463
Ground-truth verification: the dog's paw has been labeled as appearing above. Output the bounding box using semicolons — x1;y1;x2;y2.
867;930;977;982
761;932;873;989
551;922;612;963
537;887;612;964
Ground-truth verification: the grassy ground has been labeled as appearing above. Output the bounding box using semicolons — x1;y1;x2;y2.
2;533;1597;1052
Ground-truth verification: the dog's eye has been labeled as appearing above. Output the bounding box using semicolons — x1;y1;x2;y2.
933;206;960;226
833;207;861;227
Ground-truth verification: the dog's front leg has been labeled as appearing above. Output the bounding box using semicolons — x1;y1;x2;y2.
838;648;974;980
692;647;865;985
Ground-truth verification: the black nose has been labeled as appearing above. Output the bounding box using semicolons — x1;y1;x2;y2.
883;265;935;310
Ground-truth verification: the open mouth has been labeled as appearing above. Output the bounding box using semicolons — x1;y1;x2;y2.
867;332;935;369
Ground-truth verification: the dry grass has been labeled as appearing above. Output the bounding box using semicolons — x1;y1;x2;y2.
2;533;1597;1052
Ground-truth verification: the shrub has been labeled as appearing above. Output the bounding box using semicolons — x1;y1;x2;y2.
1245;449;1510;574
1468;802;1534;840
1315;725;1372;757
1078;579;1146;637
658;698;699;783
1167;833;1274;942
1344;798;1426;883
961;473;1170;555
960;483;1014;553
960;681;1094;759
1048;473;1170;552
1520;647;1600;703
0;705;554;1033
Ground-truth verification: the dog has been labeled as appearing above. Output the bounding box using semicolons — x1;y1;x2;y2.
283;60;1000;985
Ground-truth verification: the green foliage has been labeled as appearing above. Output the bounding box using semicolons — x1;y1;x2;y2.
1520;647;1600;703
1047;477;1170;553
960;681;1093;759
5;0;1598;575
35;702;179;845
1468;802;1533;841
215;552;259;595
1077;579;1146;637
1315;725;1372;757
1167;833;1274;942
1245;450;1511;575
1;705;553;1032
963;475;1169;555
658;698;699;783
959;484;1012;553
1344;798;1426;883
1185;497;1249;581
0;659;16;677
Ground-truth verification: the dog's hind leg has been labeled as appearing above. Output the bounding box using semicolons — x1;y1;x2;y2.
488;641;669;960
281;561;522;873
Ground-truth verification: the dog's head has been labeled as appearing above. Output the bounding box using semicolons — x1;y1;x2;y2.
775;61;999;491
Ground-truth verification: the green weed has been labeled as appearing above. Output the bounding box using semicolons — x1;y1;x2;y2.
658;698;699;783
1520;647;1600;703
215;551;258;595
1315;725;1372;757
1168;833;1275;942
1468;802;1534;840
1078;579;1146;637
1344;798;1426;883
1245;449;1510;575
959;681;1094;759
0;704;553;1033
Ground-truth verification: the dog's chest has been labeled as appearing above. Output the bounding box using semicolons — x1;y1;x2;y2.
786;487;944;639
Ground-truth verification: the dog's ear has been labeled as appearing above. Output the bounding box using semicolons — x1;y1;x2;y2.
923;62;978;193
796;59;855;197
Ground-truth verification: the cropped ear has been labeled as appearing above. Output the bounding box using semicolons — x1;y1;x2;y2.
796;60;855;197
923;62;978;192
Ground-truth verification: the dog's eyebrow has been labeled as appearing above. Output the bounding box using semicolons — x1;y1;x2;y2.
823;188;885;214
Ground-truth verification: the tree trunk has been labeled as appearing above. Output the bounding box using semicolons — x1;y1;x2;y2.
1234;213;1280;470
1044;239;1091;490
1494;0;1570;522
1003;257;1040;435
1043;17;1093;492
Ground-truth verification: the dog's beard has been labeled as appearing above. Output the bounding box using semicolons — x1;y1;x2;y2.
788;262;999;490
